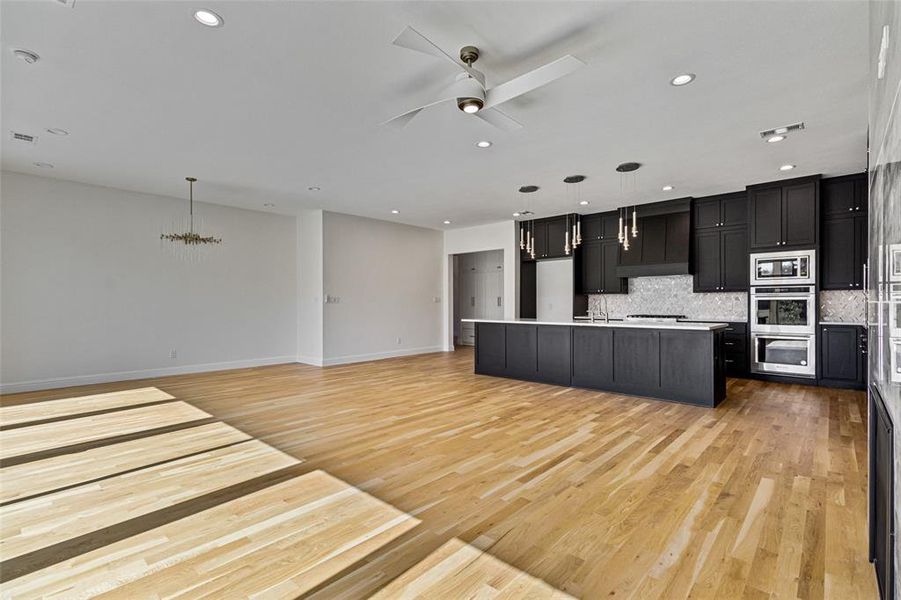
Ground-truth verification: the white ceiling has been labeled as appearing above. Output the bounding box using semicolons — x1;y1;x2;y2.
1;1;869;229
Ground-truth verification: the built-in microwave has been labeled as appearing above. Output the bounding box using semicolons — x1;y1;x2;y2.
750;249;816;287
751;333;816;378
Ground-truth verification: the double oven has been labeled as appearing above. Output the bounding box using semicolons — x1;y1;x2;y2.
749;249;817;378
890;244;901;382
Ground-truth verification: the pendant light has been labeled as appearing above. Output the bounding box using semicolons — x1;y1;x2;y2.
615;162;642;251
564;175;586;253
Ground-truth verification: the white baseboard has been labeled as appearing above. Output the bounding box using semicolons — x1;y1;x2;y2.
0;356;297;394
296;355;324;367
320;346;445;367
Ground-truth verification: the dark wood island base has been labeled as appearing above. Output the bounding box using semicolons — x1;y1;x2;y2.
469;320;728;407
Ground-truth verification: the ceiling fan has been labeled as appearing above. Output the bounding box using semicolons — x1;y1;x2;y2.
384;26;585;131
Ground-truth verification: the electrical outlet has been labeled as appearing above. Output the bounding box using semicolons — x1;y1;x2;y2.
396;336;402;345
169;349;177;359
433;296;441;303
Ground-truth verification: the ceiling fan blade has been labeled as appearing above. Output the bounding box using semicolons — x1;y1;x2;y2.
475;106;523;132
381;96;456;128
392;26;486;87
484;55;585;108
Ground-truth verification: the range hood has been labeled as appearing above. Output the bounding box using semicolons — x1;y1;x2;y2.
615;198;691;278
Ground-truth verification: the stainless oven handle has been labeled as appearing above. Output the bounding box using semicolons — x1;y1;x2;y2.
750;295;815;301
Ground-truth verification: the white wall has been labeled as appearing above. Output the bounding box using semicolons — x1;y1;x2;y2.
321;211;443;365
297;209;323;365
0;171;298;392
443;221;518;350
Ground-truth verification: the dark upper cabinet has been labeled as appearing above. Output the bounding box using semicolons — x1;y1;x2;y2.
821;213;868;289
581;213;603;241
601;241;626;293
520;260;536;318
694;197;721;229
577;240;627;294
819;325;862;384
545;217;568;258
721;228;749;290
694;192;747;230
579;211;619;242
693;230;721;291
749;187;783;248
822;217;856;289
721;193;748;227
693;226;748;292
822;173;867;216
523;216;574;260
602;213;621;238
748;176;819;250
783;182;818;246
580;242;603;293
531;221;548;258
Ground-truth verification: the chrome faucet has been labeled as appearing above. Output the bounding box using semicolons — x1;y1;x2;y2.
589;296;609;323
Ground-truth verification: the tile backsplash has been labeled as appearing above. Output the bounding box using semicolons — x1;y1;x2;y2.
587;275;747;321
819;290;867;324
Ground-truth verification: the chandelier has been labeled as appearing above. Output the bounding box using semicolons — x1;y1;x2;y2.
161;177;222;246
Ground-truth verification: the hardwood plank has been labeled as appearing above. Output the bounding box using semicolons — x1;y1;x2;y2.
0;421;251;504
371;538;574;599
0;439;298;561
0;401;209;460
0;387;173;426
3;471;417;599
0;350;877;599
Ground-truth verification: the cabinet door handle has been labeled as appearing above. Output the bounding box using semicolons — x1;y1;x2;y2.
849;207;854;211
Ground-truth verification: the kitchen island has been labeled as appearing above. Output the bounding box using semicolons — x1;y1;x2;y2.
462;318;729;407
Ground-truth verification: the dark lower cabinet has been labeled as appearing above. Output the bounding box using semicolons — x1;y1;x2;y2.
537;326;571;385
869;387;895;600
505;324;537;378
722;322;749;377
475;323;506;375
818;325;866;389
612;329;661;391
476;322;726;407
571;327;613;389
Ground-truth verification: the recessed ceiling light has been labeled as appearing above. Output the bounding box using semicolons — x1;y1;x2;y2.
767;135;785;143
475;140;492;148
670;73;695;86
662;185;674;191
46;128;69;136
193;9;224;27
307;186;320;191
33;161;53;168
391;209;399;214
443;220;451;225
579;200;590;206
779;164;796;171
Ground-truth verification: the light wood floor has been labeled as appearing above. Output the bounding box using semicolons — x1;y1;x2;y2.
0;348;877;599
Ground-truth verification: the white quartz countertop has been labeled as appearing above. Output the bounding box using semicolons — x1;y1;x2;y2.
461;318;729;331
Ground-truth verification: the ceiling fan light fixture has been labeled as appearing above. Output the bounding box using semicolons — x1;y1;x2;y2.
458;97;483;113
